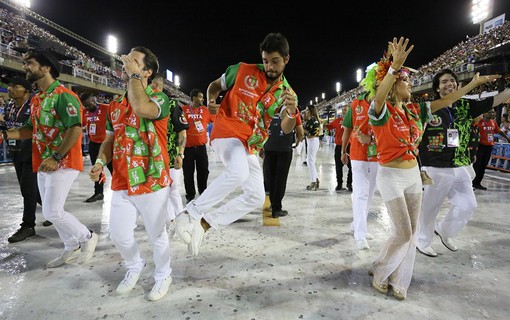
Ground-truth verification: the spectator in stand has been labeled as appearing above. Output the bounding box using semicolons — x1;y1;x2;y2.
175;32;299;257
472;109;509;190
1;48;98;267
326;105;352;192
303;104;321;191
81;92;113;203
499;113;510;135
341;92;378;250
181;89;215;203
417;69;510;258
4;77;49;243
263;106;304;218
89;46;173;301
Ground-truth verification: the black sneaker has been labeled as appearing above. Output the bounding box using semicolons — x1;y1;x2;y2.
347;185;353;192
473;184;487;190
8;227;36;243
272;210;289;218
42;220;53;227
335;185;343;192
84;193;104;203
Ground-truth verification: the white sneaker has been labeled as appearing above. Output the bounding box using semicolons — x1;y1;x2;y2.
116;267;144;294
167;220;179;240
434;229;458;251
148;276;172;301
417;245;438;257
78;232;99;264
175;212;194;244
356;239;370;250
188;219;205;257
47;248;80;268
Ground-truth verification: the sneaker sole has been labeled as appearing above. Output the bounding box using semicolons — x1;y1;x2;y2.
434;230;458;252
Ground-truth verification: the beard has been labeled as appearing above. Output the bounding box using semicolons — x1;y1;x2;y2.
265;70;283;81
26;72;44;83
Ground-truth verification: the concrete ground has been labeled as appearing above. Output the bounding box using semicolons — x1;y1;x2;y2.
1;142;509;320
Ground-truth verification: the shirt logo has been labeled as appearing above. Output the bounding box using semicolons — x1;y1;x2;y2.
428;115;443;127
66;103;78;117
244;75;259;90
179;114;188;125
355;104;363;114
111;109;121;122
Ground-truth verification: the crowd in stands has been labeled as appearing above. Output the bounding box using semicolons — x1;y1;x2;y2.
0;7;189;102
328;21;510;108
2;6;510;114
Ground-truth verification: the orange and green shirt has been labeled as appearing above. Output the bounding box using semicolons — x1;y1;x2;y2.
210;62;297;154
369;101;431;164
26;80;83;172
106;86;171;195
342;95;377;162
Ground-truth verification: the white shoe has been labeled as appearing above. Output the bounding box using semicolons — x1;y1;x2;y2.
47;248;80;268
417;245;438;257
175;212;194;244
188;220;205;256
116;267;144;294
356;239;370;250
434;229;458;251
77;232;99;264
148;276;172;301
167;220;179;240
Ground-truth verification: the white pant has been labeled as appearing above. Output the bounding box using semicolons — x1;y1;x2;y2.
373;165;422;295
417;166;477;248
350;160;379;240
306;137;320;181
110;187;171;280
186;138;265;229
38;169;91;251
167;168;184;222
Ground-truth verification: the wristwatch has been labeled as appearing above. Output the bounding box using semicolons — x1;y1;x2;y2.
178;153;185;159
52;153;65;162
129;73;142;80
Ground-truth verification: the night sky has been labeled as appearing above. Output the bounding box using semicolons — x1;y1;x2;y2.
17;0;510;104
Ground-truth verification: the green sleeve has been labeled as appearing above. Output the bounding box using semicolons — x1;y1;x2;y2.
224;63;242;89
343;108;353;128
152;91;170;120
55;92;82;128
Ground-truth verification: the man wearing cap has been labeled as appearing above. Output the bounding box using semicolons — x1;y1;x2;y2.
3;77;48;243
1;48;98;267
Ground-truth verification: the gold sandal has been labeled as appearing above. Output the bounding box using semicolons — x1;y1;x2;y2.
372;280;388;294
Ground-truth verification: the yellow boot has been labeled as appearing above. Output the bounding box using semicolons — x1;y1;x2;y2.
262;195;271;211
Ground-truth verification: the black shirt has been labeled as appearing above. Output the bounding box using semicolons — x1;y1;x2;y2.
419;97;493;167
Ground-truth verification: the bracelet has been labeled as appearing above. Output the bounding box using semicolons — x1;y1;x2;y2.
388;66;398;75
95;159;106;167
285;109;296;119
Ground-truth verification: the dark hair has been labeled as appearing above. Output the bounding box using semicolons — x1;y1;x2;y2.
259;33;289;57
80;92;93;101
131;46;159;83
23;48;61;79
190;89;202;98
432;69;458;99
153;73;164;80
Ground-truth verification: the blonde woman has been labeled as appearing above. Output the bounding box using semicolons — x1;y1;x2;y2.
366;37;499;300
